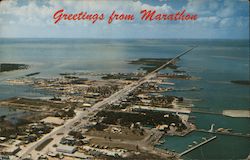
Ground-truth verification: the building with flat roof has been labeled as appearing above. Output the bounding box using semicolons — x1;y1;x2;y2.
1;146;21;155
56;145;76;154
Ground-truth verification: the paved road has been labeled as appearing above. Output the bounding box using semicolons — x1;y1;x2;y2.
17;47;195;159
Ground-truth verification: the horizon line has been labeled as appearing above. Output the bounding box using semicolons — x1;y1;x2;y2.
0;37;249;40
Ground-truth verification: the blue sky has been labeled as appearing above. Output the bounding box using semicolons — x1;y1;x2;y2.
0;0;249;39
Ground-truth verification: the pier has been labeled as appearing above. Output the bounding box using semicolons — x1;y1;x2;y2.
191;109;221;115
179;136;217;157
196;129;250;138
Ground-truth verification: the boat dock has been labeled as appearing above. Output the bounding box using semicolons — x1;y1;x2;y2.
179;136;217;157
191;109;221;115
196;129;250;138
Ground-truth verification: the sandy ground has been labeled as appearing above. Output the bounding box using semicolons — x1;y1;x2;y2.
223;110;250;118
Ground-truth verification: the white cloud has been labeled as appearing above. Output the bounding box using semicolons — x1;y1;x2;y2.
184;0;249;29
0;0;175;26
0;0;52;26
0;0;248;39
216;0;236;18
197;16;220;27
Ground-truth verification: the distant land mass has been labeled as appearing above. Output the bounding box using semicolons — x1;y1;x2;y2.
0;63;29;72
231;80;250;86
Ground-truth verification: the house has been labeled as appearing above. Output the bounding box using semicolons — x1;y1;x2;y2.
0;137;6;142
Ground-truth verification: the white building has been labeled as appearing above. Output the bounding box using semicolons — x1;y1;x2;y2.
56;145;77;154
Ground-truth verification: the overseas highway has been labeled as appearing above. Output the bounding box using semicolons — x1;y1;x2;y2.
17;47;196;159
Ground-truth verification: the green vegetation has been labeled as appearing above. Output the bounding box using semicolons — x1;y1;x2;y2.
231;80;250;86
96;110;187;131
35;138;53;151
2;97;65;109
0;63;28;72
129;58;178;72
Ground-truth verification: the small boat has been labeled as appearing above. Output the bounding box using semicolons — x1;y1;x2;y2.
159;140;165;144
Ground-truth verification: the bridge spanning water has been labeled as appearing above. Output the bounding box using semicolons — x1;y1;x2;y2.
150;47;197;74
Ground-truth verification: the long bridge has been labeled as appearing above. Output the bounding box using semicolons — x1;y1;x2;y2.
151;46;197;74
